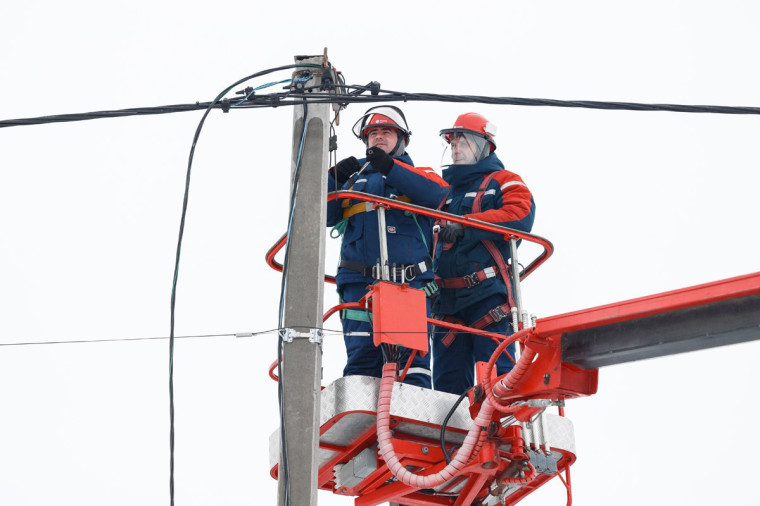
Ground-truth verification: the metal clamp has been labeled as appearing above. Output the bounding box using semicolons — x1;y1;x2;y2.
278;327;324;344
488;305;509;323
403;264;417;282
463;272;481;288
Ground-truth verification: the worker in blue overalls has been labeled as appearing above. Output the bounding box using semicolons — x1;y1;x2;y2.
327;106;448;387
432;113;536;395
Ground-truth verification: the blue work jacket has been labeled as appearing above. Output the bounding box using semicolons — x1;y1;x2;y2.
327;154;448;288
432;153;535;314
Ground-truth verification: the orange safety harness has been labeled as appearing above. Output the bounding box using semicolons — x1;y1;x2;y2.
434;172;517;347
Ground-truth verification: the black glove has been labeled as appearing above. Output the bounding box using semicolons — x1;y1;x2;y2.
438;223;464;243
329;156;361;186
365;147;394;175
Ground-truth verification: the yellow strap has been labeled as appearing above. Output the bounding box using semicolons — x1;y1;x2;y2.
341;195;411;220
341;185;356;208
342;201;373;219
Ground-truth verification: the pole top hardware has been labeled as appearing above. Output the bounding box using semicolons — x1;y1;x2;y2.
292;48;339;93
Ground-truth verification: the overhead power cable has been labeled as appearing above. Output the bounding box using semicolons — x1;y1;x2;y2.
231;89;760;115
0;103;214;128
0;326;476;347
0;330;281;347
3;86;760;130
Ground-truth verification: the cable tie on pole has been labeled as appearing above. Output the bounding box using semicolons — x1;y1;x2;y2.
369;81;381;95
220;98;231;113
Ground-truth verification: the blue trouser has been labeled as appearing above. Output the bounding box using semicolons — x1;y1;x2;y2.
340;281;432;388
432;293;516;395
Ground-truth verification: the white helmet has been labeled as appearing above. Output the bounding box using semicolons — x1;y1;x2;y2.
351;106;411;156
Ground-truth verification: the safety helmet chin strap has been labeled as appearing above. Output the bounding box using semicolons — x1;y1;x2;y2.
390;135;407;157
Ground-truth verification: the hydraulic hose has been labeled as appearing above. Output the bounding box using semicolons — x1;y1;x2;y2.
501;461;536;485
482;329;535;412
376;362;493;489
376;329;537;489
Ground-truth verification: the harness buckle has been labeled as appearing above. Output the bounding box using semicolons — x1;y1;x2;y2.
463;272;481;288
488;305;509;323
404;264;417;281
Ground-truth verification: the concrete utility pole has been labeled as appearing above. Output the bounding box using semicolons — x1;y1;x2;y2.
277;52;333;506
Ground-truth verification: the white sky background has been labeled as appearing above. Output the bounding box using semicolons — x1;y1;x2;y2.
1;1;759;505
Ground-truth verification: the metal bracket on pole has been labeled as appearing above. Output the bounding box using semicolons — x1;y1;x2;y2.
278;327;324;345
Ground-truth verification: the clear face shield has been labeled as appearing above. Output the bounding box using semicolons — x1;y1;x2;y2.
440;130;490;166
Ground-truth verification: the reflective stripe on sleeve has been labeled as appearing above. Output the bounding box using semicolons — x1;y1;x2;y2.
500;181;527;190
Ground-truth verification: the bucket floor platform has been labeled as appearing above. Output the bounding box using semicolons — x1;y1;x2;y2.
270;376;576;505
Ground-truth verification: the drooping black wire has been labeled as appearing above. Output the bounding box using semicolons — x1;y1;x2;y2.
440;387;472;464
276;98;309;506
167;64;318;506
328;113;339;189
